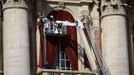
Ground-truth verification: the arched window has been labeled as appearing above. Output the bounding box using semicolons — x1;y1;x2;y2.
37;10;91;70
47;10;75;22
45;10;78;70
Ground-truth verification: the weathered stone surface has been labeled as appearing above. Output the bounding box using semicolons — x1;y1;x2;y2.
101;0;130;75
101;14;129;75
3;1;30;75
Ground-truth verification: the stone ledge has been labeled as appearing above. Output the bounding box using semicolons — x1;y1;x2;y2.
46;0;93;3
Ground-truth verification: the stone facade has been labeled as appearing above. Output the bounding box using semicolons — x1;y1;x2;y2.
0;0;133;75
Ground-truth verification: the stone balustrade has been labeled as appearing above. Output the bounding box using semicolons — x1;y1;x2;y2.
37;68;92;75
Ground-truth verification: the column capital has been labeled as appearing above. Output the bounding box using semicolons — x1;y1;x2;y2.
81;15;90;24
3;0;28;10
101;0;126;18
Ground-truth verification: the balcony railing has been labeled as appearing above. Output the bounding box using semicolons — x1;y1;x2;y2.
37;68;92;75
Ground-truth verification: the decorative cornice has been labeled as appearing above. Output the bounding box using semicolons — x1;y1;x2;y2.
3;0;28;10
46;0;93;3
101;0;126;18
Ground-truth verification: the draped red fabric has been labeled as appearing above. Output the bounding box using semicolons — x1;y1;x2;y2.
47;10;75;22
64;26;78;70
46;36;58;68
37;18;43;67
46;10;78;69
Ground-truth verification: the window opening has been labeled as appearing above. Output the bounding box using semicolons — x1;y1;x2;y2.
51;40;72;70
58;41;72;70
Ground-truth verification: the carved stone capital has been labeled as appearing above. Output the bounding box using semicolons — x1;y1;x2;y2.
81;15;90;24
80;10;92;24
3;0;28;10
58;1;65;10
101;0;126;18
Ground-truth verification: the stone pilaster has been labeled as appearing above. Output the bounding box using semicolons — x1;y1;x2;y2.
80;15;100;74
101;0;129;75
91;4;101;54
78;6;91;71
28;0;37;75
0;1;2;75
3;0;30;75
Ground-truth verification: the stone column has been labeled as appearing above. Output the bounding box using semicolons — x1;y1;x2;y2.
3;0;30;75
101;0;129;75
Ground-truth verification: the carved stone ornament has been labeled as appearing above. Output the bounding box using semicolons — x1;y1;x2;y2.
101;0;126;17
58;1;65;9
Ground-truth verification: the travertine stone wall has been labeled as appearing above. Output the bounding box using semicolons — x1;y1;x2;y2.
91;4;101;53
3;0;30;75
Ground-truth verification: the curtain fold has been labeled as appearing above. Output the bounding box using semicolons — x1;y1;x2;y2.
46;36;58;68
45;10;78;69
64;26;78;70
47;10;75;22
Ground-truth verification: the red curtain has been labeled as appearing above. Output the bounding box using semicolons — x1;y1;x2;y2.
47;10;75;22
37;18;43;67
64;26;78;70
46;36;58;68
39;10;91;69
46;10;78;69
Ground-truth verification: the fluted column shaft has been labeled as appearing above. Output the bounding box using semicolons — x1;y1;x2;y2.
3;1;30;75
101;0;129;75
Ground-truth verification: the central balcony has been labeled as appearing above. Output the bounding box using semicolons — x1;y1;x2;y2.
37;68;92;75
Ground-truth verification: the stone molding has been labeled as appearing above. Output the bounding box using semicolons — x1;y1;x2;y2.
3;0;28;10
46;0;93;3
101;0;126;18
